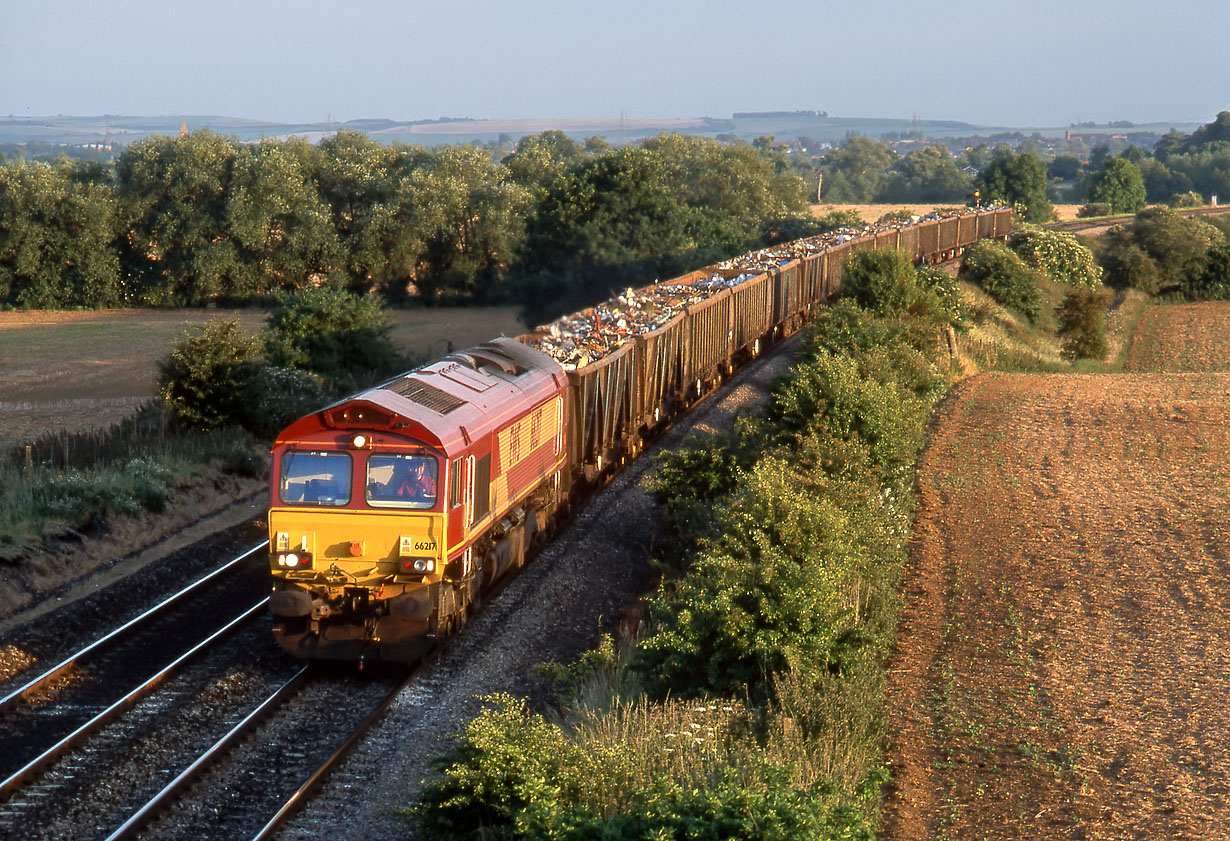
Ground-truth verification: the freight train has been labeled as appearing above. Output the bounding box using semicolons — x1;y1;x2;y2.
266;206;1012;663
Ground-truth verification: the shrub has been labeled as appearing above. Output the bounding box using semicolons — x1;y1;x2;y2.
1184;243;1230;300
414;694;877;841
915;265;971;328
957;239;1043;321
812;209;864;232
1008;226;1103;288
264;286;408;392
1056;288;1110;360
1101;241;1161;294
1077;202;1112;218
839;249;920;317
877;209;916;224
1170;190;1205;208
158;319;265;432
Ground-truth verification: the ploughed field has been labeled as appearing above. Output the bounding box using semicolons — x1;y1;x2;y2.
886;301;1230;839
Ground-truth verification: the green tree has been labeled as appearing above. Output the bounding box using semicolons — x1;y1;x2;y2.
225;139;343;295
642;133;809;238
1182;110;1230;150
894;145;970;202
819;137;897;203
1057;288;1110;360
515;147;736;322
1087;157;1147;213
391;145;532;302
116;129;242;304
312;129;407;289
502;130;585;192
0;159;123;307
975;150;1052;222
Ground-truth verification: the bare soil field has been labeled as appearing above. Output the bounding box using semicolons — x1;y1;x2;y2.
0;306;523;449
885;302;1230;839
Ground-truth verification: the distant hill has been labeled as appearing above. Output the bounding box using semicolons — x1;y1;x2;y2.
0;112;1205;153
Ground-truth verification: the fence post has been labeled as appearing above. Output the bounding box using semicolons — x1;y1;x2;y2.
25;445;32;474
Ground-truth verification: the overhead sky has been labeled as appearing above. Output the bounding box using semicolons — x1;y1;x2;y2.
3;0;1227;129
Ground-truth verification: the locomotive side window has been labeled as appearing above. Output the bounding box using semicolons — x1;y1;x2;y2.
367;454;439;509
280;451;352;506
472;453;492;522
450;457;463;509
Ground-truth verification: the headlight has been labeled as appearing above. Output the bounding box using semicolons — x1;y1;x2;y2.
400;557;435;574
277;552;313;569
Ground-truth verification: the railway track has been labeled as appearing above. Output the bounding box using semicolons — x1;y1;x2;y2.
1050;204;1230;234
0;537;446;841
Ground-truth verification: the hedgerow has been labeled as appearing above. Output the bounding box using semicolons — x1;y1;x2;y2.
414;251;958;839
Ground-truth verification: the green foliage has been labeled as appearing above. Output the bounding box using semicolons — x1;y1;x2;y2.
1100;241;1161;294
514;147;744;323
812;209;864;231
0;159;123;307
414;694;876;841
958;239;1044;321
157;319;265;432
1170;190;1204;208
1056;288;1110;360
1098;206;1226;297
915;265;971;328
0;425;263;558
1007;226;1103;288
1086;157;1147;214
893;145;971;202
1077;202;1112;218
838;249;919;317
975;150;1052;223
263;285;407;391
818;137;897;203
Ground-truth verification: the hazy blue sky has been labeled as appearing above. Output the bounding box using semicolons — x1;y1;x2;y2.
3;0;1226;128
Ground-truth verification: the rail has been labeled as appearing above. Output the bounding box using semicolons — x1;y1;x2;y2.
0;541;269;714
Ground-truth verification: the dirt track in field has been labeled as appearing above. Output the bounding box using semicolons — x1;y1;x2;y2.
885;302;1230;840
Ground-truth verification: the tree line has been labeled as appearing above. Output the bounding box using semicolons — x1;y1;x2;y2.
818;112;1230;225
0;130;814;323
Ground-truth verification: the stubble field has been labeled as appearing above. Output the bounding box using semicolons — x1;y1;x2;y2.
885;301;1230;839
0;306;524;450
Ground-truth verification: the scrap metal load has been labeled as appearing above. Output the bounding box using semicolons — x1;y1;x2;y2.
527;206;1001;370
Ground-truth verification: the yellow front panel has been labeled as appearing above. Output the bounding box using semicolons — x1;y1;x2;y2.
269;508;443;583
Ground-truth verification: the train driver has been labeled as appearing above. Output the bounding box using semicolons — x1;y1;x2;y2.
391;458;437;502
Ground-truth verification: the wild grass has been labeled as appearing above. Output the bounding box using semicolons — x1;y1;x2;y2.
0;413;263;561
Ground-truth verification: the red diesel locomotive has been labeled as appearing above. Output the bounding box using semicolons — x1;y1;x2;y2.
267;338;569;662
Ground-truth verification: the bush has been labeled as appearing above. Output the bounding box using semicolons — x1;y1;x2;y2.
957;239;1043;321
264;286;408;392
414;694;877;841
839;250;919;317
158;319;265;432
1101;241;1161;293
1008;226;1103;288
1184;243;1230;300
915;265;971;328
1170;190;1205;208
1056;288;1110;360
1077;202;1112;218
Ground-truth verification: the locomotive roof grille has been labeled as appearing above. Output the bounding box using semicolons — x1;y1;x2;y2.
382;377;467;414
